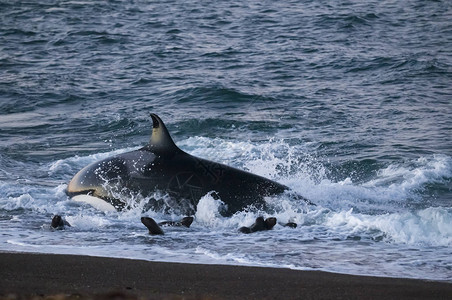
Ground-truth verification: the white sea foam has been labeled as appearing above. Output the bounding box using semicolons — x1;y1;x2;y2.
194;193;227;227
64;214;112;230
325;207;452;247
286;154;452;214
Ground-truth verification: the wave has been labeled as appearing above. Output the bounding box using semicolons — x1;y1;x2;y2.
173;86;278;107
325;206;452;247
5;136;449;213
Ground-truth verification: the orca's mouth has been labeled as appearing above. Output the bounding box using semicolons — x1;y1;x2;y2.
64;189;95;198
65;189;126;211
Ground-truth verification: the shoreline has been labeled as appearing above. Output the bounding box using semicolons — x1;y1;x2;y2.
1;252;452;299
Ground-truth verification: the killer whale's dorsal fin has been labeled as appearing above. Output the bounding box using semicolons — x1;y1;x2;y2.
145;114;180;154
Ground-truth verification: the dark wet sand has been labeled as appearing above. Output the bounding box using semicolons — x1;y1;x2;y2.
1;252;451;299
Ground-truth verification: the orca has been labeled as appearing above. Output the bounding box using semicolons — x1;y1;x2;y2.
66;114;310;215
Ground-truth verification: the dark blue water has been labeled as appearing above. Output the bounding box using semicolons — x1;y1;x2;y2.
1;0;451;281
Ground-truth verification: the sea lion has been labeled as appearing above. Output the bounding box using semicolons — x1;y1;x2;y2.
51;215;71;230
238;216;277;234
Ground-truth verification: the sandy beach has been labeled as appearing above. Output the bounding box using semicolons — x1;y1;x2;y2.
1;252;451;299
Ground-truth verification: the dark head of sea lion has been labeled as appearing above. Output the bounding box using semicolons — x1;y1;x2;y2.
249;216;266;232
51;215;71;230
264;217;277;230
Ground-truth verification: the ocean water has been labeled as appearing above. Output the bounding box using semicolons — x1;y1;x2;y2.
1;0;451;281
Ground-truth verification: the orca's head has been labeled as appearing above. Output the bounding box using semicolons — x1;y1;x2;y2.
65;113;184;211
66;156;129;208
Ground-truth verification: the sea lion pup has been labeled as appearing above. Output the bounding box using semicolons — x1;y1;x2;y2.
141;216;194;235
51;215;71;230
238;216;277;234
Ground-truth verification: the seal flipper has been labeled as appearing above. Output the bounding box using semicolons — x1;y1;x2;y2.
238;226;252;234
180;216;194;228
283;222;297;228
142;114;183;155
158;216;194;228
141;217;164;235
